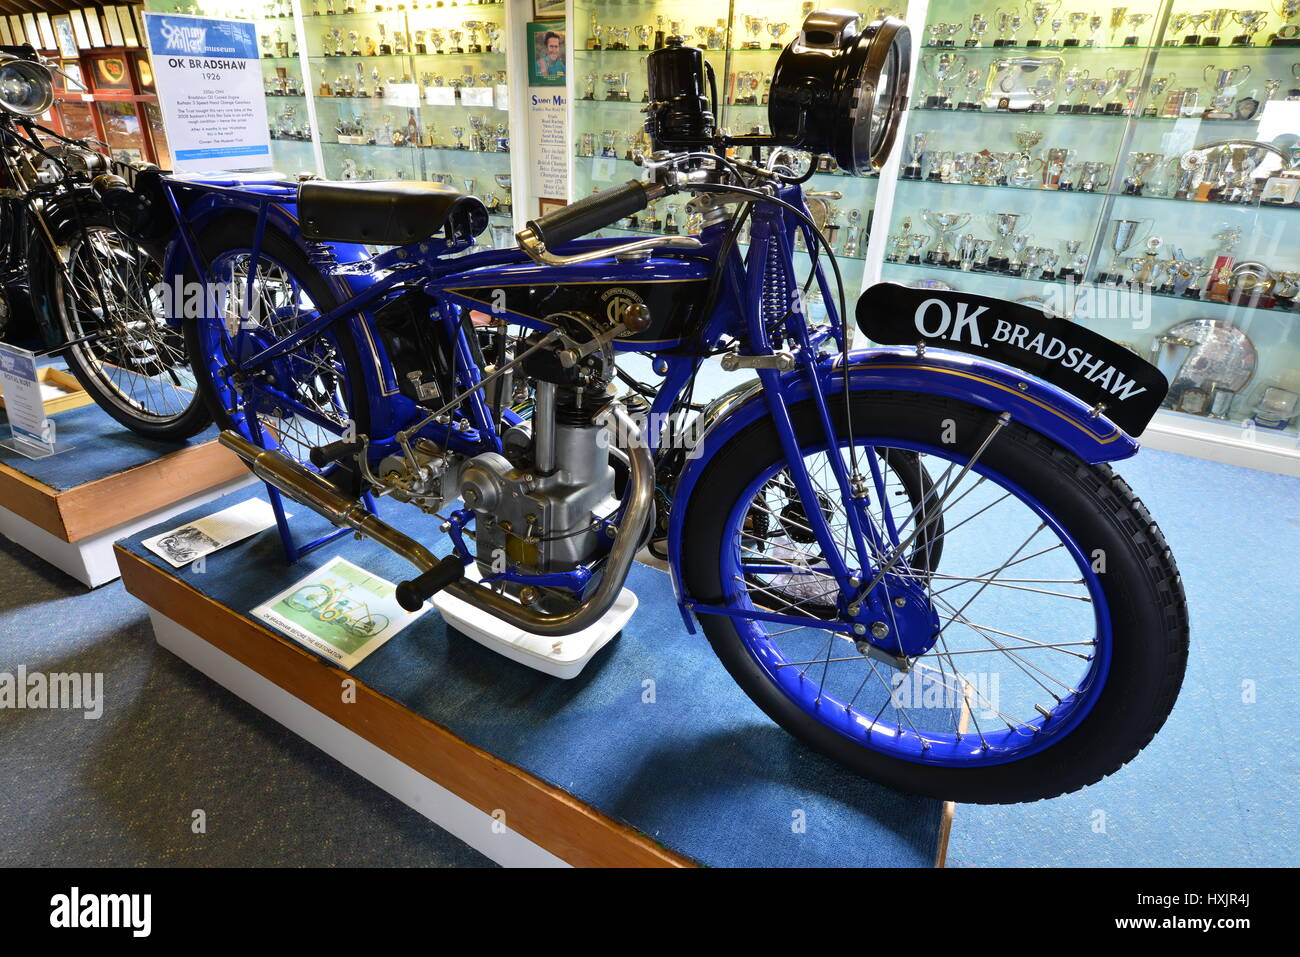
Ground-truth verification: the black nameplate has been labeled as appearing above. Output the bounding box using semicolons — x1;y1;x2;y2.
856;283;1169;436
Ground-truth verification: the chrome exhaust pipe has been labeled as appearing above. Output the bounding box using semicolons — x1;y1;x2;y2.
443;401;653;636
217;399;653;637
218;431;439;574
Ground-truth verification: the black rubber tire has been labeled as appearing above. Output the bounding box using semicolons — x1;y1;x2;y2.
34;204;212;440
682;390;1190;804
178;213;371;488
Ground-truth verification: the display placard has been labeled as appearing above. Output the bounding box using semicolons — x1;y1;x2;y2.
143;12;272;172
382;82;420;108
0;345;60;459
425;85;456;106
460;86;493;108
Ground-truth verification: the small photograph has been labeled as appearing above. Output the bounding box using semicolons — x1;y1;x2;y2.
154;526;222;565
533;0;564;18
528;22;564;86
52;14;79;59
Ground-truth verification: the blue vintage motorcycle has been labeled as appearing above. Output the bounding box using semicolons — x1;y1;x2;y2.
141;13;1187;803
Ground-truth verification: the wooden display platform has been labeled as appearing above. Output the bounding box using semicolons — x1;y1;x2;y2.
114;487;955;869
117;547;692;868
0;438;250;587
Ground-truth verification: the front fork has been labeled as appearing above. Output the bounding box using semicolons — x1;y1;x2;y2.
741;206;935;661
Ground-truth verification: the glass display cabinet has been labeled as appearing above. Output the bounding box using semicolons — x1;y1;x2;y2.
571;0;911;324
304;0;514;246
145;0;317;175
876;0;1300;448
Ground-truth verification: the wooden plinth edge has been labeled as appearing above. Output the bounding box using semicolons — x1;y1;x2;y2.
116;546;696;869
0;438;247;543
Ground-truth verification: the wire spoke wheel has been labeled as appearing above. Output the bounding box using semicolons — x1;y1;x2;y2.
684;390;1188;803
54;223;207;436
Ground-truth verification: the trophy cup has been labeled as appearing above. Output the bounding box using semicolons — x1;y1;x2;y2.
448;30;464;54
921;210;971;264
987;212;1029;270
463;22;482;54
967;14;990;46
1124;12;1151;45
1107;7;1128;44
920;52;966;108
468;114;486;151
1098;218;1152;284
1181;12;1211;45
1124;152;1165;195
1102;67;1136;113
744;15;766;49
486;24;501;53
451;125;466;150
769;22;789;49
1203;8;1233;45
578;132;595;157
1203;64;1252;118
902;131;929;179
375;23;391;56
1060;67;1089;112
1143;73;1176;115
1045;146;1074;187
1231;10;1269;45
581;74;596;100
1063;11;1089;45
588;22;604;51
1058;239;1083;279
1086;13;1104;46
636;25;652;50
1026;1;1061;47
942;22;968;46
957;69;984;110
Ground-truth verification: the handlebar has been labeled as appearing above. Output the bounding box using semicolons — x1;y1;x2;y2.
514;178;703;266
525;180;667;249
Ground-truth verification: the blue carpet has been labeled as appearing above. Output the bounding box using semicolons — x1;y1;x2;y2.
2;428;1295;866
0;532;492;867
944;448;1300;867
0;401;223;492
117;485;950;868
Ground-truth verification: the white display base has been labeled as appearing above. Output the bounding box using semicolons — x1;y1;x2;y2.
433;565;637;679
1143;410;1300;478
0;476;251;587
148;609;567;868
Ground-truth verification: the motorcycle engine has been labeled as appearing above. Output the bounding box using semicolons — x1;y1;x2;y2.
458;313;620;596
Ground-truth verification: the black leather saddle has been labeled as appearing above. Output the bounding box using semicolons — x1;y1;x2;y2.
297;179;489;246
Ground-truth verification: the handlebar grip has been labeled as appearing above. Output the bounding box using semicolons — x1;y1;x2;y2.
395;555;466;612
526;180;656;249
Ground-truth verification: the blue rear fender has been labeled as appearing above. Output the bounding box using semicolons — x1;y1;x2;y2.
663;346;1140;627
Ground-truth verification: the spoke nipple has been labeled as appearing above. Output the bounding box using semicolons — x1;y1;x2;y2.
893;596;907;607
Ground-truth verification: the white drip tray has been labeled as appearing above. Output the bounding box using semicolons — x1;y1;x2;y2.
432;565;636;679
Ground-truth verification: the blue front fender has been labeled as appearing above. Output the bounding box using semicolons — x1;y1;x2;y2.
663;346;1140;629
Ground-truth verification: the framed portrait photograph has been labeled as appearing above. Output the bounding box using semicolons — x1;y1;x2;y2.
62;60;86;92
53;15;80;59
528;22;565;86
533;0;565;19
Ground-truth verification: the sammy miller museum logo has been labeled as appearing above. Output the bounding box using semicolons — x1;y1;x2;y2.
157;19;207;55
0;667;103;719
50;888;151;938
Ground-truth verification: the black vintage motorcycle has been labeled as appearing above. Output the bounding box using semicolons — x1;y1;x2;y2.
0;46;209;440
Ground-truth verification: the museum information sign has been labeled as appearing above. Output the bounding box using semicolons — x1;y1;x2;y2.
142;12;271;172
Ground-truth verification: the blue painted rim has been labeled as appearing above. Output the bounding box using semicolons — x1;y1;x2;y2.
719;436;1113;768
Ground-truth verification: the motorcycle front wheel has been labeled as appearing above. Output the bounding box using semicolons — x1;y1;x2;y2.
682;389;1189;804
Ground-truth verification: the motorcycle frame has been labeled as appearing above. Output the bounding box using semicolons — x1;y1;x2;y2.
161;175;1139;628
